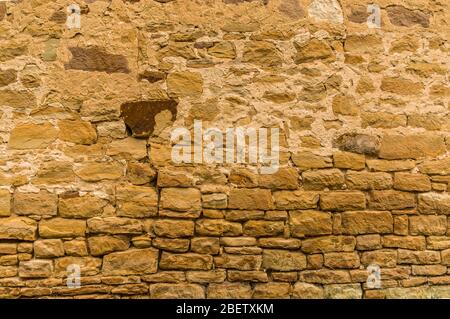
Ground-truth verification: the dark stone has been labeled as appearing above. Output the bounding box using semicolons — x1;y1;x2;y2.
49;10;67;24
0;69;17;87
194;42;215;49
139;70;166;83
334;133;380;156
348;6;369;24
65;47;130;74
386;5;429;28
120;100;178;138
0;3;6;21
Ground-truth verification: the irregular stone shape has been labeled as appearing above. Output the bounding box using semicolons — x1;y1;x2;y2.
65;47;130;73
253;282;290;298
150;283;205;299
308;0;343;23
386;5;429;28
139;70;166;83
418;157;450;175
160;188;201;212
0;69;17;86
214;254;262;270
19;260;53;278
160;252;213;270
258;167;299;190
294;39;334;63
207;283;252;298
167;72;203;97
301;236;356;254
128;162;156;185
409;216;447;236
394;173;431;192
39;218;86;238
153;220;194;238
0;217;37;241
223;0;267;4
228;188;273;210
344;34;383;54
278;0;305;19
242;41;282;67
292;152;332;171
207;41;236;59
34;239;64;258
88;236;130;256
0;42;27;62
262;249;306;271
290;210;332;237
341;211;393;235
273;191;319;210
379;134;446;159
54;256;102;276
332;94;359;116
0;89;36;109
33;161;75;185
346;172;393;190
320;191;366;211
120;100;178;138
59;195;106;218
369;190;416;210
87;217;142;234
418;193;450;214
302;169;345;190
9;123;57;149
0;3;5;21
324;252;360;269
0;190;11;217
64;240;88;257
380;77;424;96
398;249;440;265
292;282;324;299
14;191;57;216
243;220;284;237
227;270;267;283
58;120;97;145
153;238;189;253
334;133;380;156
191;238;220;254
42;38;59;61
107;138;148;160
196;219;242;236
202;193;228;209
362;112;407;129
102;249;158;275
75;161;123;182
382;235;425;250
116;185;158;218
324;284;362;299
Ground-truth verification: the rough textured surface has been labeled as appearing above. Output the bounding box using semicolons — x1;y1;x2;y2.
0;0;449;299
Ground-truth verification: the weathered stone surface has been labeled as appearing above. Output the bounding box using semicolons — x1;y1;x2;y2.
324;284;362;299
34;240;64;258
308;0;343;23
153;220;194;238
394;173;431;192
59;195;106;219
334;133;380;156
292;282;324;299
262;249;306;271
65;47;129;73
242;41;282;67
292;152;332;171
333;152;365;170
215;254;262;270
418;193;450;214
160;188;201;212
398;249;440;265
418;157;450;175
150;283;204;299
39;218;86;238
386;5;429;28
290;210;332;237
274;191;319;210
0;217;37;241
58;120;97;145
302;169;345;190
9;123;57;149
160;252;213;270
409;216;447;235
19;260;53;278
253;282;290;298
120;100;178;138
14;191;57;217
341;211;393;235
116;185;158;218
167;72;203;97
102;249;158;275
196;219;242;236
87;217;142;235
0;69;17;87
75;162;123;182
320;192;366;211
346;172;393;190
243;220;284;237
380;134;446;159
0;89;35;109
207;283;252;299
88;236;130;256
0;190;10;217
369;190;415;210
191;238;220;254
301;236;355;254
294;39;334;64
228;188;273;210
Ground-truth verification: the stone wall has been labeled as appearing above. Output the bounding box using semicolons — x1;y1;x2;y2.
0;0;449;299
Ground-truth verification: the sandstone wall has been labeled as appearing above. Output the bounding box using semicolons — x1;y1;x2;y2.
0;0;449;299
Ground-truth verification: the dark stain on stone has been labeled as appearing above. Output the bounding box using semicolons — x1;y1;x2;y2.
386;5;429;28
0;69;18;87
50;10;67;24
65;46;130;74
139;70;166;83
120;99;178;138
334;133;380;156
348;6;369;24
0;3;6;21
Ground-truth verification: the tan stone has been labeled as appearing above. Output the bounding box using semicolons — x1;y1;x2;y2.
302;169;345;190
107;137;147;160
320;191;366;211
9;123;57;149
87;217;142;234
369;190;415;210
333;152;365;170
253;282;290;298
383;235;426;250
19;260;53;278
361;112;407;129
289;210;332;237
127;162;156;185
167;72;203;97
346;172;393;190
299;269;351;284
410;216;447;236
257;167;299;190
380;77;424;96
14;191;57;217
34;239;64;258
301;236;356;254
59;195;106;218
228;188;273;210
273;191;319;210
332;94;359;116
380;134;446;159
195;219;242;236
160;188;201;212
102;248;158;275
33;161;75;185
202;193;227;209
207;283;252;299
116;185;158;218
243;220;284;237
207;41;236;59
153;220;194;238
54;256;102;277
191;237;220;254
160;252;213;270
394;173;431;192
214;254;261;270
324;284;362;299
418;193;450;214
242;41;282;67
75;161;123;182
418;157;450;175
341;211;393;235
292;282;324;299
344;34;383;54
292;152;332;171
0;217;37;241
58;120;97;145
88;236;129;256
294;39;334;63
361;250;397;267
63;240;88;257
367;159;416;172
227;270;268;283
0;89;35;109
0;189;11;216
356;234;381;250
150;283;205;299
262;249;306;271
398;249;440;265
39;218;86;238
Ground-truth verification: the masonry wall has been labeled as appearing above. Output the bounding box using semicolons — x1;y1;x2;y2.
0;0;449;299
